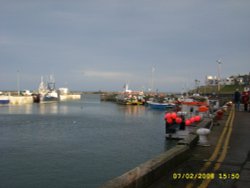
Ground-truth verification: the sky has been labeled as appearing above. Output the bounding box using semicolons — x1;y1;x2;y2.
0;0;250;92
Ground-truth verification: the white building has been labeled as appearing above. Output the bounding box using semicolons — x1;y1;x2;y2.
205;75;218;86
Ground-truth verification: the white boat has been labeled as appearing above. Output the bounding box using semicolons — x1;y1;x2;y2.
0;95;10;105
42;90;59;103
38;76;59;103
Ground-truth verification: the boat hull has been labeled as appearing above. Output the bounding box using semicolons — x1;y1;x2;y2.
38;91;59;103
0;96;10;105
42;96;58;103
147;101;175;110
40;95;58;103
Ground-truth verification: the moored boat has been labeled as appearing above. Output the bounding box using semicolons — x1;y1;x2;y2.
178;94;210;116
146;95;176;110
41;90;59;103
37;76;59;103
0;95;10;105
146;101;175;110
116;83;145;105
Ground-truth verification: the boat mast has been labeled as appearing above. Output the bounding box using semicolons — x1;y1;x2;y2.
151;66;155;93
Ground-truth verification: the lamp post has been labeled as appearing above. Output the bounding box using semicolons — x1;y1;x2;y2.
216;59;222;93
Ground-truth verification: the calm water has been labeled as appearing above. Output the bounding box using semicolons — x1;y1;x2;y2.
0;94;176;188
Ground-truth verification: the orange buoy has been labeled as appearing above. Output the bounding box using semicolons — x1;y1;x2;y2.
198;105;209;112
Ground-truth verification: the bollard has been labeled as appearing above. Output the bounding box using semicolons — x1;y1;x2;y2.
222;105;228;112
196;128;211;146
216;110;223;120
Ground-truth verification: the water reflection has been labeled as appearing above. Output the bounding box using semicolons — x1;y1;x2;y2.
58;103;69;114
38;103;59;114
118;105;146;117
8;104;33;114
5;103;62;115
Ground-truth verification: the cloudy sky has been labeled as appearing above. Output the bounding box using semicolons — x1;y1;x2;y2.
1;0;250;92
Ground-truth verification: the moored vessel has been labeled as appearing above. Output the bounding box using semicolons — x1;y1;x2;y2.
116;84;145;105
37;76;59;103
146;101;175;110
0;93;10;105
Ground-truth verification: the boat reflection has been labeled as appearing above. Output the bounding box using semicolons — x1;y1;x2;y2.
119;105;146;117
38;103;59;114
5;102;71;115
8;104;33;114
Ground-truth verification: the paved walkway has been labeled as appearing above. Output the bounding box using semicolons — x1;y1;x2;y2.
148;107;250;188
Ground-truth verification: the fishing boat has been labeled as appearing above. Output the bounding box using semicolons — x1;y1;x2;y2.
42;90;59;102
37;76;59;103
116;83;145;105
146;101;175;110
0;92;10;105
116;93;145;105
179;94;210;117
146;96;176;110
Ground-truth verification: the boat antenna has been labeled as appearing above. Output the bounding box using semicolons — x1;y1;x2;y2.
151;66;155;93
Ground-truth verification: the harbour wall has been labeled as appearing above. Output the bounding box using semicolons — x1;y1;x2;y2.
7;94;81;105
100;119;211;188
9;96;33;105
60;94;81;101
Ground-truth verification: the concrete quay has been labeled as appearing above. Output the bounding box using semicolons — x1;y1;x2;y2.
4;94;81;105
9;96;33;105
148;106;250;188
59;94;81;101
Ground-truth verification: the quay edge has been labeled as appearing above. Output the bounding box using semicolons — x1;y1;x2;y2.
9;96;33;105
59;94;81;101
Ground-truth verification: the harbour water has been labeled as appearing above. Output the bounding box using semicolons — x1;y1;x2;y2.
0;94;176;188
